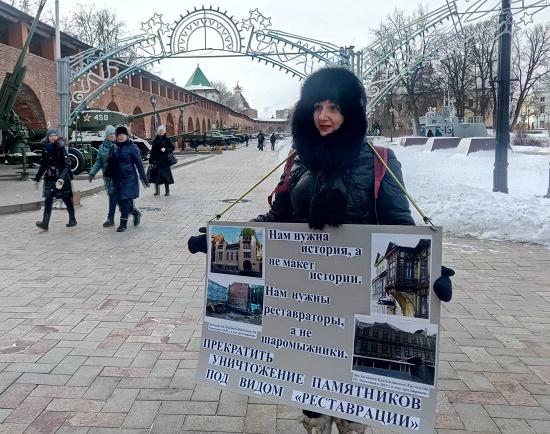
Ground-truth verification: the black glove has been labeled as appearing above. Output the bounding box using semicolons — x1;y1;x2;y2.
188;227;207;254
433;265;454;302
308;187;347;230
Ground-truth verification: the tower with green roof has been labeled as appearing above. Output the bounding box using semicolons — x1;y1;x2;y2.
184;64;220;102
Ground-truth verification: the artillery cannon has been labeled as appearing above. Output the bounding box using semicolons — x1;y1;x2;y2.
0;0;47;180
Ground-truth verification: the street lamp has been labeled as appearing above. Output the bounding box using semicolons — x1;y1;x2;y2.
179;105;185;150
150;94;158;133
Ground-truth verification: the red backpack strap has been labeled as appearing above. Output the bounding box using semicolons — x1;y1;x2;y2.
373;146;388;199
268;151;297;206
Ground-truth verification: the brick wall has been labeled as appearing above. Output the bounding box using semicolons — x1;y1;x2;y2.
1;42;288;137
0;42;57;128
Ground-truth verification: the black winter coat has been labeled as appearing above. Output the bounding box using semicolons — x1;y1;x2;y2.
34;139;73;199
255;144;414;226
149;135;174;185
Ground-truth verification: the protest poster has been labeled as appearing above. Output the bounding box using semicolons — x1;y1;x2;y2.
196;222;442;433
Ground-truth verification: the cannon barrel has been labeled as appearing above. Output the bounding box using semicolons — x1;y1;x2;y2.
126;101;198;124
0;0;47;131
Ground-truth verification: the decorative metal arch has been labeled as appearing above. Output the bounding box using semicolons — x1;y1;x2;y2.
66;1;550;122
67;6;346;121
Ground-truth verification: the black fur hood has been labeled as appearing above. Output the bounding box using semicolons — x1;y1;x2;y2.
292;67;367;172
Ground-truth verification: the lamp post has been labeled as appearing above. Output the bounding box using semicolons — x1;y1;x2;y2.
179;105;185;150
389;92;395;142
493;0;512;193
150;94;158;134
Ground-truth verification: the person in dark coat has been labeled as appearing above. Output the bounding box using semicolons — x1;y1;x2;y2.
244;134;249;147
426;129;434;137
89;125;118;227
33;128;76;230
149;125;175;196
257;132;265;150
270;132;277;151
114;126;149;232
187;67;454;434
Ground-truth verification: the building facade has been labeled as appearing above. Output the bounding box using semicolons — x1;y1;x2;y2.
371;239;431;319
353;321;436;385
212;233;262;277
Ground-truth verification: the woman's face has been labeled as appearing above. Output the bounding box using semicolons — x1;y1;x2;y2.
313;100;344;136
48;134;58;143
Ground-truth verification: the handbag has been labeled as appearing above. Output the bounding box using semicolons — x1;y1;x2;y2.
167;152;177;166
104;146;118;179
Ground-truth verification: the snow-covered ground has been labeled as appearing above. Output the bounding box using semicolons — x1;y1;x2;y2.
278;138;550;245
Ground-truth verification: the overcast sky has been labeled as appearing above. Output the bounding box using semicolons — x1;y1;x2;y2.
58;0;550;118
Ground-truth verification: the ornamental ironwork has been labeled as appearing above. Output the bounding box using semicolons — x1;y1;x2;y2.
65;1;550;122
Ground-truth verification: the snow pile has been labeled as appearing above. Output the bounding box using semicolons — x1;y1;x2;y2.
391;143;550;245
278;138;550;245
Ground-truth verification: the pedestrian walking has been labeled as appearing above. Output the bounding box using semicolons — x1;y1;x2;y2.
149;125;175;196
188;67;454;434
113;126;149;232
426;129;434;137
88;125;118;227
34;128;76;231
257;131;265;151
244;134;249;147
435;127;443;137
270;132;276;151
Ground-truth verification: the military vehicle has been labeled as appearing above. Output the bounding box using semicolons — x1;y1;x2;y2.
0;0;47;180
64;101;198;174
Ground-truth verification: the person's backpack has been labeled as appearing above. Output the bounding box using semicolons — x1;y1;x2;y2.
268;145;389;213
103;145;118;179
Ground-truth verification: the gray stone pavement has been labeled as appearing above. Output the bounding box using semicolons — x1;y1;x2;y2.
0;145;549;433
0;153;212;213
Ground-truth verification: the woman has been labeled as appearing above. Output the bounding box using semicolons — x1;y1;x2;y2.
188;67;453;434
114;126;149;232
89;125;118;227
149;125;174;196
34;128;76;231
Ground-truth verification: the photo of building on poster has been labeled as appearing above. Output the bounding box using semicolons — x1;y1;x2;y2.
352;314;438;387
210;226;264;278
371;234;432;320
205;274;264;328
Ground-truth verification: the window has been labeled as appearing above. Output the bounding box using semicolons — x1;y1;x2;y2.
244;252;251;259
540;106;545;114
468;98;474;107
404;261;413;279
218;252;223;261
541;97;546;102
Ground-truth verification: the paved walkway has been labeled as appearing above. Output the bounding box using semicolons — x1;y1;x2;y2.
0;153;212;214
0;145;549;433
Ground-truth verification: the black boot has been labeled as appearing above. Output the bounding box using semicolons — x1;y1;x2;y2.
132;209;142;226
154;184;160;196
117;218;128;232
164;184;170;196
103;218;115;227
65;199;77;227
35;212;51;231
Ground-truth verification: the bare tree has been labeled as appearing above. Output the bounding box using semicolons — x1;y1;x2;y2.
211;80;240;110
510;24;550;130
469;19;499;124
64;3;125;49
437;32;476;118
371;7;437;134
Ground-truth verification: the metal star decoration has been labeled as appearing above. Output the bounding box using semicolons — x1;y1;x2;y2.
141;13;170;36
519;11;534;26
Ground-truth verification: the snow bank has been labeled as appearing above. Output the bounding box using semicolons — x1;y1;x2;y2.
276;137;550;245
